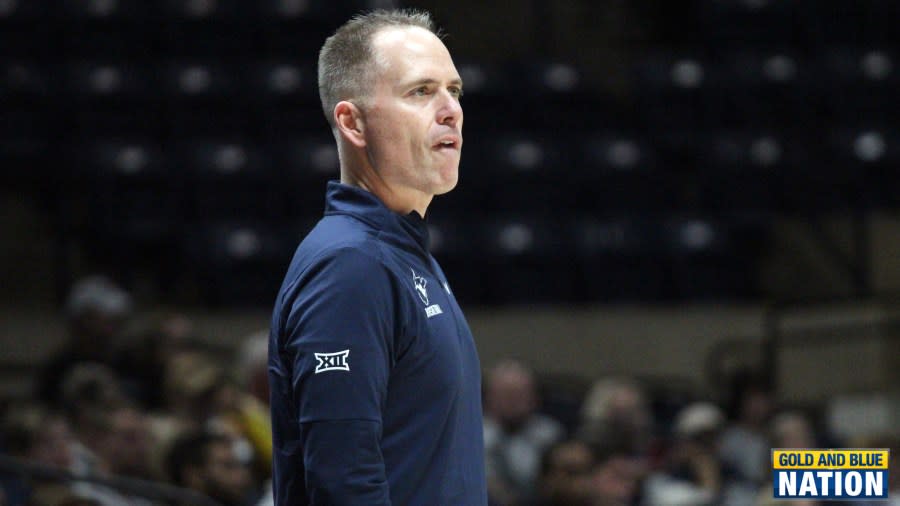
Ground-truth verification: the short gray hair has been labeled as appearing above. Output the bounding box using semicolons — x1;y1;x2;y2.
317;9;438;128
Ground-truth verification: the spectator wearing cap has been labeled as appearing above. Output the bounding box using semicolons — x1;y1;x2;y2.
37;276;133;407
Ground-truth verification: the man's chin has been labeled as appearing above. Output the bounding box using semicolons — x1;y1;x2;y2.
431;167;459;195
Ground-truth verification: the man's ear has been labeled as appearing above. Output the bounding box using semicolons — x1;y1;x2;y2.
334;101;366;149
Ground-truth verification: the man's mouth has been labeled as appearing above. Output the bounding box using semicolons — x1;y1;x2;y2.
433;135;461;150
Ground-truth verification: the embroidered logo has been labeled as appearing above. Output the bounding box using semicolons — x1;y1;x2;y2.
411;268;443;318
314;350;350;374
412;269;429;305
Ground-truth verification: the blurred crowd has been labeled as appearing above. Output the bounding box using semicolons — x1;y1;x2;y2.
1;276;270;506
0;276;898;506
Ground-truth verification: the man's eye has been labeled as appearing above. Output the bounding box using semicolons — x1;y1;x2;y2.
450;87;464;98
414;87;428;96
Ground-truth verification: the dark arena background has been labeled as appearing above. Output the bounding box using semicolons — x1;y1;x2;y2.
1;1;898;505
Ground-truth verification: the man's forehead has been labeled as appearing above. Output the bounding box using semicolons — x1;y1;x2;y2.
371;26;455;75
373;25;441;53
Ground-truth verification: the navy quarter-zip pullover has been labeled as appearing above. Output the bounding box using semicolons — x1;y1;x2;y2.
269;182;488;505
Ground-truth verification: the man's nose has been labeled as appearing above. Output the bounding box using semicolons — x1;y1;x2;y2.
436;90;462;127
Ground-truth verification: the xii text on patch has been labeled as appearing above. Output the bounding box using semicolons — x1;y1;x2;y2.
772;449;890;500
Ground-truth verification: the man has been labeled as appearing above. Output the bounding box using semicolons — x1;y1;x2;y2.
267;9;487;505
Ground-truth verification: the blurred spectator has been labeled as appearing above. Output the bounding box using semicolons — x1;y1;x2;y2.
233;331;273;479
484;360;564;506
26;487;102;506
163;351;270;485
112;313;198;410
534;439;594;506
642;402;725;506
579;377;652;456
755;410;831;506
718;371;773;488
854;436;900;506
162;351;228;425
59;363;128;428
66;401;156;505
236;330;269;406
70;402;156;480
770;410;816;449
1;403;76;505
2;403;74;470
37;276;133;407
164;430;254;506
587;439;644;506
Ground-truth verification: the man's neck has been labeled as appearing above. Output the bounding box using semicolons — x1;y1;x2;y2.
340;171;431;217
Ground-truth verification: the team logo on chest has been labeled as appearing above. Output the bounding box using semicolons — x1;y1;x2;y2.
412;270;429;305
411;268;443;318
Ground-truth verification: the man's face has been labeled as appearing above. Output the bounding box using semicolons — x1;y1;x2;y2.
363;26;463;202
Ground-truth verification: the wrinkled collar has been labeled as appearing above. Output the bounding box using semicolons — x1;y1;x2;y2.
324;181;430;253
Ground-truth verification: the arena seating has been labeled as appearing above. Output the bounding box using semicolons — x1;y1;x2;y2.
2;0;897;305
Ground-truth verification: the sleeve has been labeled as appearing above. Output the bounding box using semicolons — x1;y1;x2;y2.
284;247;399;504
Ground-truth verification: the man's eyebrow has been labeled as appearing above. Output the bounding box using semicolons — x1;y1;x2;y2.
402;77;464;88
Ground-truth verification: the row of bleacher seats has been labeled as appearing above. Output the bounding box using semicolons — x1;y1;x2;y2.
1;0;899;45
3;50;897;100
48;129;899;178
3;54;896;142
83;213;767;305
4;0;895;305
8;128;897;226
0;0;363;21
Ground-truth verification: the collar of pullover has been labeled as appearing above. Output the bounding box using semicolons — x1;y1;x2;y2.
324;180;431;254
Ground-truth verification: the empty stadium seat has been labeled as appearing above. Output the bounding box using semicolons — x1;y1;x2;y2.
828;127;900;209
60;0;152;22
572;218;666;301
178;139;283;220
823;47;899;124
66;61;152;100
662;216;763;300
1;62;50;99
425;219;487;304
718;50;815;127
632;53;717;131
182;221;294;305
697;0;799;46
481;217;577;304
